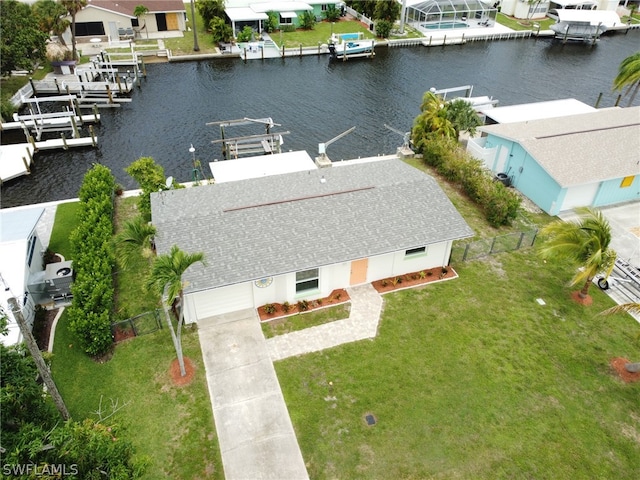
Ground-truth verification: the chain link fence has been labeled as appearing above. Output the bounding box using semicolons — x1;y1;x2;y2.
111;309;162;342
451;230;538;263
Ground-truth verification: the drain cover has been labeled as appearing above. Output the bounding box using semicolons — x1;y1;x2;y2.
364;414;376;426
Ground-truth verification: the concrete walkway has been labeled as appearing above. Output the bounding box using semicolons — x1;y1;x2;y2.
266;283;383;361
197;308;309;480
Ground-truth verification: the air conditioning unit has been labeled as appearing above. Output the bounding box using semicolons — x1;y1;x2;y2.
44;260;74;295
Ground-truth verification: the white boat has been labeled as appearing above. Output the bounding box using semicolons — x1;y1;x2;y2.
328;33;374;60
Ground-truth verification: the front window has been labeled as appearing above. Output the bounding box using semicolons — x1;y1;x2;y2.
279;15;293;24
296;268;319;292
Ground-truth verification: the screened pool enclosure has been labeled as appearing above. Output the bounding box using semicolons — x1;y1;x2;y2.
406;0;498;31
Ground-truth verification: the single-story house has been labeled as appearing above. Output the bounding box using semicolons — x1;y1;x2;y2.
150;158;473;321
225;0;344;33
467;106;640;215
0;208;45;346
67;0;186;41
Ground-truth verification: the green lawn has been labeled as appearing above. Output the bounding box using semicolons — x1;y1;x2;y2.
275;250;640;479
277;20;374;48
52;315;221;479
164;6;219;55
49;196;222;480
48;202;80;258
113;196;159;319
497;13;555;31
261;303;352;339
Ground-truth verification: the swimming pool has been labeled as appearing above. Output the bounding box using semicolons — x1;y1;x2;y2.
422;21;469;30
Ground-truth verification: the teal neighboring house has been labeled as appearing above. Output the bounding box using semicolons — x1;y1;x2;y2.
467;107;640;216
225;0;344;34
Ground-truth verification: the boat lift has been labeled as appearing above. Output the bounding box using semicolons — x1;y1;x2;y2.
7;95;100;141
207;117;289;160
315;126;356;167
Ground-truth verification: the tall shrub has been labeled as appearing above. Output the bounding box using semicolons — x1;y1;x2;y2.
125;156;166;221
417;136;521;227
67;164;116;357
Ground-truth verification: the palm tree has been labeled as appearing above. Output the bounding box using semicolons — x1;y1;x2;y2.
539;207;617;300
613;51;640;107
446;98;483;140
415;91;456;139
33;0;70;42
146;245;205;377
60;0;87;61
133;4;149;39
599;302;640;373
114;216;156;267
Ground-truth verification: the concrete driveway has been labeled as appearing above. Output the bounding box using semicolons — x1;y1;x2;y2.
197;309;309;480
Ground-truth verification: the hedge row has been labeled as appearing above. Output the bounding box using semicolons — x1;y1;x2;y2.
67;164;116;357
420;136;521;227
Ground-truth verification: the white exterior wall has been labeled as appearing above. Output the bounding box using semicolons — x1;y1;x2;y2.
73;9;132;37
467;137;498;170
502;0;548;19
0;234;44;346
371;242;452;278
187;243;454;320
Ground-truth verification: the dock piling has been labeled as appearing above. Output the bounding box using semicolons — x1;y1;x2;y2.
60;133;68;150
89;125;97;147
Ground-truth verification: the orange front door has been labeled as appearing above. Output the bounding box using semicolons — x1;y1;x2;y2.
350;258;368;285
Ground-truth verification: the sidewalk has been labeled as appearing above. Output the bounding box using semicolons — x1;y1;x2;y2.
266;283;383;361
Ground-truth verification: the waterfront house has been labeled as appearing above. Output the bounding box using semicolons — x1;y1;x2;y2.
467;106;640;215
150;158;473;320
224;0;344;34
67;0;186;42
0;208;45;346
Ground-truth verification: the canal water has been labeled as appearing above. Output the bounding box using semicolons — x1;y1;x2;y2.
2;32;638;208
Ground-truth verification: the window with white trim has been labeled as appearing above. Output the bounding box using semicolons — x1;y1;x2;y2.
321;4;329;11
279;15;293;24
296;268;319;292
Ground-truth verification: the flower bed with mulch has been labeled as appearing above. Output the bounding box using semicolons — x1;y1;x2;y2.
372;266;457;294
610;357;640;383
257;289;350;321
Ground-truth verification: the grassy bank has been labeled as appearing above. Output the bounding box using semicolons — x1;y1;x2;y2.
275;249;640;478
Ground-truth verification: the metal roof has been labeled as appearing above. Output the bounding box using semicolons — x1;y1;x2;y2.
151;159;473;292
0;207;44;243
482;98;596;124
209;151;317;183
479;107;640;187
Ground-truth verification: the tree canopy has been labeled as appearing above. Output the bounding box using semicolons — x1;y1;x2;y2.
0;0;49;74
539;207;617;299
197;0;226;29
612;50;640;107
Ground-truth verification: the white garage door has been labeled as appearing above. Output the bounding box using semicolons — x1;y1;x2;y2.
194;283;254;319
560;182;599;212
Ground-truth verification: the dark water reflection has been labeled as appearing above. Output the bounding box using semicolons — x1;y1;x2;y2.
2;32;638;208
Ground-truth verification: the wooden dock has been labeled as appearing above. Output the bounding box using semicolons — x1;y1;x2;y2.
0;135;98;183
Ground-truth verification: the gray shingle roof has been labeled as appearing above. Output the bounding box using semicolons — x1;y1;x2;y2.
479;106;640;187
151;158;473;293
